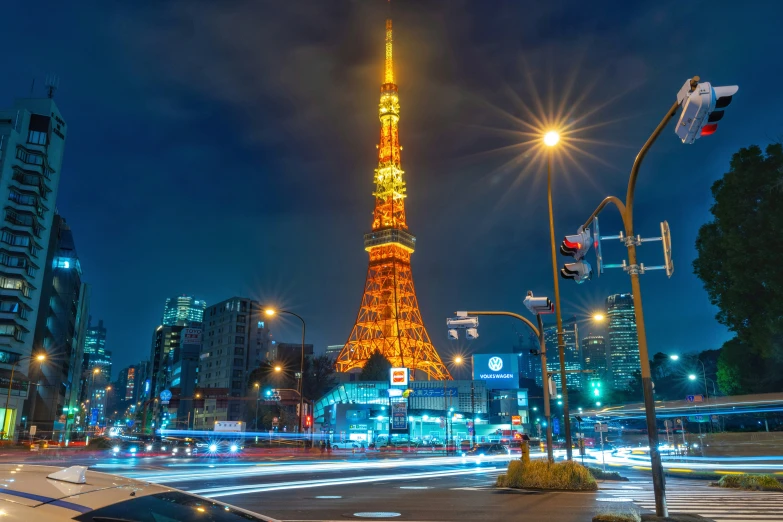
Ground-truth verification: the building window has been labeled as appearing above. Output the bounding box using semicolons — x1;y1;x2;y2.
257;321;264;329
15;148;44;166
233;358;243;367
1;231;31;248
237;315;246;323
235;325;245;334
0;324;21;341
235;336;243;344
0;349;21;364
8;191;37;207
26;130;47;146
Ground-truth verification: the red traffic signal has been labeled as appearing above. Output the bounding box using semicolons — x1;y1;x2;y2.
675;80;738;144
560;229;592;260
305;415;312;427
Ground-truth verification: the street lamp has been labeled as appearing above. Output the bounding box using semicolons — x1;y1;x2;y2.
669;354;679;361
2;354;45;439
592;313;605;322
264;308;307;436
543;128;573;460
274;365;282;373
688;374;697;381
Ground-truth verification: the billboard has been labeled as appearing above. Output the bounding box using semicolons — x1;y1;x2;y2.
182;328;202;346
472;354;519;389
389;367;409;386
391;401;407;430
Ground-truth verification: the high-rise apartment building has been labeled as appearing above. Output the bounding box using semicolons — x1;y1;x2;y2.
162;295;206;327
606;294;640;390
196;297;271;427
581;334;608;381
0;93;69;437
26;214;89;435
542;317;583;390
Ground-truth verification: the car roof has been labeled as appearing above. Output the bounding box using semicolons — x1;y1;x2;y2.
0;464;172;513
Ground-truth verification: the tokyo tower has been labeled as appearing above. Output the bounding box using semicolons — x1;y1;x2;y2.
335;17;452;381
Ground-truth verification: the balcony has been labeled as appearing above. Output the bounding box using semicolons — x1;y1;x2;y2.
12;169;51;200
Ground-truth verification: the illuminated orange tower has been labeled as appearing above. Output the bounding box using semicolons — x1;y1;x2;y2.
336;18;451;381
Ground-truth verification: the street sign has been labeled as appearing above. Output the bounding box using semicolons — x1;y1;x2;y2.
594;423;608;433
29;426;37;437
160;389;172;405
511;415;521;426
686;394;704;403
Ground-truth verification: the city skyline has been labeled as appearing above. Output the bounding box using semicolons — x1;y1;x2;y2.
1;1;780;375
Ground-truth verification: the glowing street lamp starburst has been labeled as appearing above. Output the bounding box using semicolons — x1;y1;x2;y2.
543;131;560;147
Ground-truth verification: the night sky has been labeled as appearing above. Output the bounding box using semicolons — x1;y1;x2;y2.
1;0;781;379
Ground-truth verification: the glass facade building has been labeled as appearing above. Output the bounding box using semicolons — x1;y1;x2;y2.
582;334;608;381
606;293;640;390
162;295;206;326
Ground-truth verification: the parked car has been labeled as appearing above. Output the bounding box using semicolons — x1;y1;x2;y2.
462;443;511;463
0;464;274;520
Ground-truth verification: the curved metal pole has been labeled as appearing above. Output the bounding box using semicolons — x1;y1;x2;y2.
625;100;682;235
277;310;306;437
460;310;553;461
581;196;627;232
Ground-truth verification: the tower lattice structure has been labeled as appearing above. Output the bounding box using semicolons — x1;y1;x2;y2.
335;18;451;381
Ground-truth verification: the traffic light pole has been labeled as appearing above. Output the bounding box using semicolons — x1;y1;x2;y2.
579;83;693;517
456;310;553;462
547;150;573;461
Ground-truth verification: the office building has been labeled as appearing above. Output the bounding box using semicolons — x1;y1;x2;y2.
325;345;343;360
195;297;271;427
581;334;608;381
0;92;69;437
149;325;184;400
162;295;206;327
84;319;111;381
26;215;89;435
273;342;314;365
606;293;640;390
541;317;583;389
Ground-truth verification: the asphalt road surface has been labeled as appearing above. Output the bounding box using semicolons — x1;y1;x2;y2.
99;455;600;521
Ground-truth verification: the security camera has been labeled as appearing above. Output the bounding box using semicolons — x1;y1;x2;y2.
465;328;479;340
447;329;459;340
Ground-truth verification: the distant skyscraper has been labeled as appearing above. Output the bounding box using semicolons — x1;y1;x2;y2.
542;317;583;389
0;92;69;437
162;295;206;326
149;325;184;401
85;319;111;380
581;334;608;381
606;294;640;390
325;345;343;360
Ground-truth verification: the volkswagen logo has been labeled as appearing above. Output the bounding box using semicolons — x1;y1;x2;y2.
488;357;504;372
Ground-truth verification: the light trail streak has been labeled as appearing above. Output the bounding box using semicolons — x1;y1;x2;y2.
123;455;515;484
190;467;502;498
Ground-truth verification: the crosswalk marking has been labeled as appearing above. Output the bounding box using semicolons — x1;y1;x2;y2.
598;481;783;522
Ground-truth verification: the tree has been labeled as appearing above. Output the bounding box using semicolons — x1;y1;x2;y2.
302;355;338;400
359;351;392;381
693;143;783;392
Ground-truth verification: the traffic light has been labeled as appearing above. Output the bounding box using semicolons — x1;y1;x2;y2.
589;380;602;398
560;228;593;284
675;80;738;144
523;291;554;315
305;415;312;427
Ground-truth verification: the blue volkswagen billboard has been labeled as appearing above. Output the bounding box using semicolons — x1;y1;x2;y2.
472;354;519;389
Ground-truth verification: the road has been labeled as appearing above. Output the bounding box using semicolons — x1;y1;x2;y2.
4;452;783;521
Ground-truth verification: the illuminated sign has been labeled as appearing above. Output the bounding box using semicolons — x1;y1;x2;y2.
182;328;202;346
472;354;519;390
511;415;522;426
387;388;403;397
390;367;409;386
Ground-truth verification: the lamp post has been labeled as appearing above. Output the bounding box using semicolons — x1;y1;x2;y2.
2;354;45;439
543;130;573;460
453;356;476;448
264;309;306;437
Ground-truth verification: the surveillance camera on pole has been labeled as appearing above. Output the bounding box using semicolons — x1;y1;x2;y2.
446;312;479;340
560;227;593;283
675;79;738;144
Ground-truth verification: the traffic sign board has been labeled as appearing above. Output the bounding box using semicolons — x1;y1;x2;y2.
594;423;608;433
686;394;704;403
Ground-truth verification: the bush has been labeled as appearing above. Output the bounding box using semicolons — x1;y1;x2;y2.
716;474;783;491
587;466;627;481
497;459;597;491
